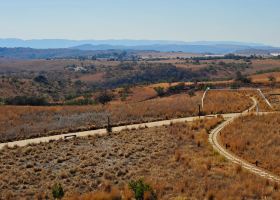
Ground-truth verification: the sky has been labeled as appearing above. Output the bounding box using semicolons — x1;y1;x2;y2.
1;0;280;46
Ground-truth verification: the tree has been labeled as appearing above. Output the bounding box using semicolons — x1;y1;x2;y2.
34;75;48;84
5;96;48;106
96;92;114;105
235;71;251;84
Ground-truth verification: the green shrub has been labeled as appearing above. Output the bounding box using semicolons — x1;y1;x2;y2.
154;86;165;97
52;183;64;199
167;83;185;94
65;98;94;105
129;179;157;200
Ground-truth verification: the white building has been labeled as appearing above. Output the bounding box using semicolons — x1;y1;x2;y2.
271;53;280;57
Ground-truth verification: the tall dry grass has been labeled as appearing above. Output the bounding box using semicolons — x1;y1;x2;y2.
221;113;280;175
0;117;279;199
0;90;253;142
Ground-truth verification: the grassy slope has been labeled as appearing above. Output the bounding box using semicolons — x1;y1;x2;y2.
1;118;279;199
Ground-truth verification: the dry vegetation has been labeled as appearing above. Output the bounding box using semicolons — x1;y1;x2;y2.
1;117;280;199
1;57;280;101
221;113;280;176
247;59;280;74
250;72;280;83
262;88;280;110
203;90;252;114
236;89;274;112
0;90;253;142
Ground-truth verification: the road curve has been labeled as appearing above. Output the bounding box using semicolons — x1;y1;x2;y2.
1;96;279;183
209;98;280;183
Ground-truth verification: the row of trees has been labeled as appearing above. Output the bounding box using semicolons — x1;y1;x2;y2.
4;96;48;106
3;92;114;106
154;83;196;97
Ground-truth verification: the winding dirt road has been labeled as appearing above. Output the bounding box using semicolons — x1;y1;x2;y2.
1;96;279;183
209;98;280;183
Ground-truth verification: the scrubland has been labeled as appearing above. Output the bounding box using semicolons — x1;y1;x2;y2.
0;90;253;142
221;113;280;176
203;90;252;114
262;88;280;110
1;117;279;199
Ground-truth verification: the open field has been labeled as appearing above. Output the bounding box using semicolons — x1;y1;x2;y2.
221;113;280;176
1;117;280;199
0;90;253;142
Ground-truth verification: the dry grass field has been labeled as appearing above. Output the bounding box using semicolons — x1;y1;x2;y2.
221;113;280;176
250;72;280;83
0;90;253;142
236;89;274;112
247;59;280;74
203;90;252;114
261;88;280;110
1;117;280;199
0;58;119;73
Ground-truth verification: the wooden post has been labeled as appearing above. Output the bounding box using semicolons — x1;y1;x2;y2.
198;104;201;118
107;116;112;133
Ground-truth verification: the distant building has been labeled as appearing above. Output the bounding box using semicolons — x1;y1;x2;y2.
204;54;225;58
271;53;280;57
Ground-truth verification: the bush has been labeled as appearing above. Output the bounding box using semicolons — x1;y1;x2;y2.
154;86;165;97
65;98;94;105
34;75;48;84
167;83;185;94
235;71;251;84
188;89;195;97
96;92;114;105
129;179;157;200
52;183;64;199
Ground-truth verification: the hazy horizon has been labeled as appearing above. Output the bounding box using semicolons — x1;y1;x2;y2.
1;0;280;46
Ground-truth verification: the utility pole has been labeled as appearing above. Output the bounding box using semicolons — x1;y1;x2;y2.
201;87;210;110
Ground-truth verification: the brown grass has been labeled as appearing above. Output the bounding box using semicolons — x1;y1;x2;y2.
0;117;280;199
250;72;280;83
262;88;280;110
0;90;253;142
221;113;280;176
203;90;252;114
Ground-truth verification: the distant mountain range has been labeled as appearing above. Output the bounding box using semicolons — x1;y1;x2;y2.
0;39;279;55
70;43;280;55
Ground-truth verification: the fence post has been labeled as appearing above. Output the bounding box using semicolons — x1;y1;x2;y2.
107;115;112;133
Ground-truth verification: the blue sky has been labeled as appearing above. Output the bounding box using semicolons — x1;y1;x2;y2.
1;0;280;46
